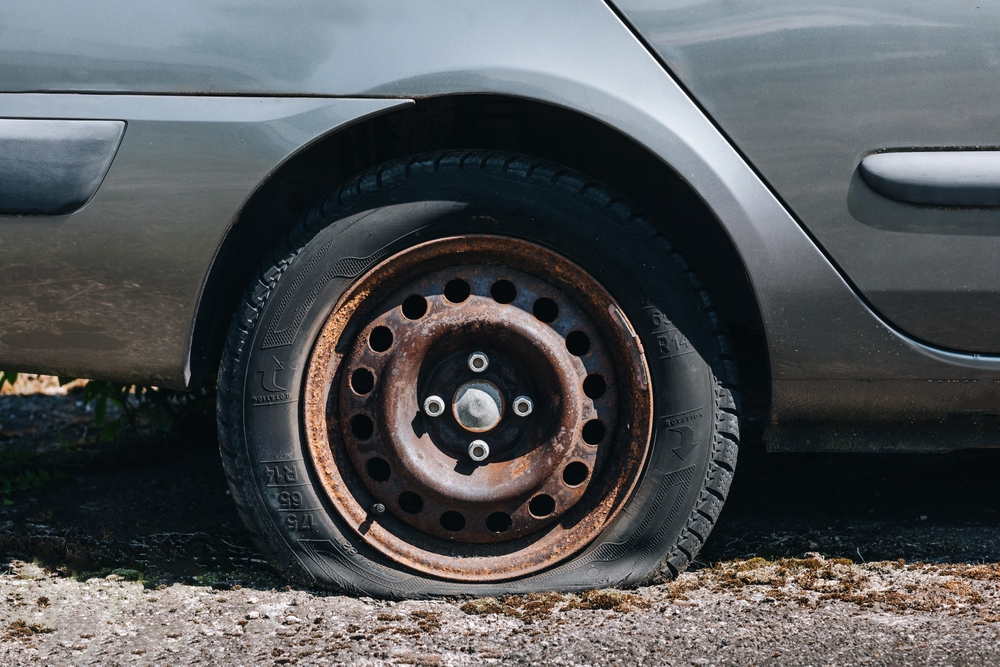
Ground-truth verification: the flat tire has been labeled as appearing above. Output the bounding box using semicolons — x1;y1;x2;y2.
217;151;740;597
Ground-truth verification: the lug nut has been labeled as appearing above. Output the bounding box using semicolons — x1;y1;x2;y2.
467;351;489;373
423;395;446;417
468;439;490;462
512;396;534;417
371;503;386;515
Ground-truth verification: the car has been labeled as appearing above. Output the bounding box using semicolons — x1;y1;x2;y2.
2;1;997;598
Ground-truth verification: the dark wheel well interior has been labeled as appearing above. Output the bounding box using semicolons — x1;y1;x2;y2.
190;94;770;421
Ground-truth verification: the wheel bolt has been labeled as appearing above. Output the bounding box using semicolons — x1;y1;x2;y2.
423;395;446;417
467;351;489;373
371;503;386;515
512;396;534;417
468;439;490;462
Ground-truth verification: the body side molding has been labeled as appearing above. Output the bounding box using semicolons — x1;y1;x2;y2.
0;119;124;214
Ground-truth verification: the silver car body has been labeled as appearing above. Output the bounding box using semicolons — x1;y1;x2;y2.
1;0;997;451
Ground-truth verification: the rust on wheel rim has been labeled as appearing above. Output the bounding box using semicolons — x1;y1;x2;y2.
304;236;652;581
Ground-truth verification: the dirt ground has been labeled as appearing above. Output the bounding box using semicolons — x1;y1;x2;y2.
2;378;1000;666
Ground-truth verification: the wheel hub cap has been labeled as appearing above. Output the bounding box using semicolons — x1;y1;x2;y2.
452;381;504;433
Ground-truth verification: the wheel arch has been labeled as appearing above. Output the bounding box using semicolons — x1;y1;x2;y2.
188;94;770;421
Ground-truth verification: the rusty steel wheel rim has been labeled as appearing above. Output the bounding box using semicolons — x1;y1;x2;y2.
304;236;652;581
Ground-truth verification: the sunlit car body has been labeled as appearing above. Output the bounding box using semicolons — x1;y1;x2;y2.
2;1;997;595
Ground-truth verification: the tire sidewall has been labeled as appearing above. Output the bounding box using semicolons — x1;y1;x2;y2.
234;168;720;596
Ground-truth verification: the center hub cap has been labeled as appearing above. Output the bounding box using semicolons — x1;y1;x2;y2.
452;381;504;432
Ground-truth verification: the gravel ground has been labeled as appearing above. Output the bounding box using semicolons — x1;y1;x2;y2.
1;380;1000;666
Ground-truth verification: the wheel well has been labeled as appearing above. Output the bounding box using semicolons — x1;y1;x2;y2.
189;94;770;420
